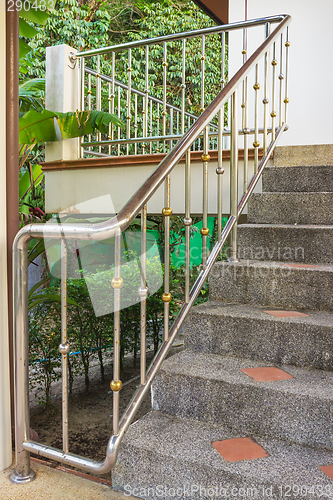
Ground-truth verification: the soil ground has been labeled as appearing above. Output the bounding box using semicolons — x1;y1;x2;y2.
29;343;184;480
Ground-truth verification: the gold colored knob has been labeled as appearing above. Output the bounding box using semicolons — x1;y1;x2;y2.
241;49;247;55
284;97;290;104
253;141;260;148
201;153;211;162
87;90;92;95
285;41;291;47
162;292;172;303
162;62;168;67
200;227;209;236
271;59;278;66
96;73;101;78
162;207;172;217
199;107;205;113
253;83;260;90
111;277;124;289
241;103;246;109
110;380;122;392
162;111;167;117
127;67;132;72
270;111;277;118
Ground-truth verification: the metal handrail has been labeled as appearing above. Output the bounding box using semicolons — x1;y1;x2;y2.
72;15;286;59
11;13;291;483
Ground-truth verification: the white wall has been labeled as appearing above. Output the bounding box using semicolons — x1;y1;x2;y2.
228;0;333;146
0;9;13;471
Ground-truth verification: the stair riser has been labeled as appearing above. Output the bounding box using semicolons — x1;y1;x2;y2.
209;263;333;311
184;312;333;370
238;225;333;264
152;372;333;451
247;193;333;225
262;166;333;193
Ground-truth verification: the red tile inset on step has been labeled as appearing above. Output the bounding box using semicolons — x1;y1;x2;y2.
264;310;309;318
212;437;268;462
284;263;320;269
240;367;293;381
319;465;333;480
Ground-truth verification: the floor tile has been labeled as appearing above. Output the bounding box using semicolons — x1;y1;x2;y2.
240;366;293;381
264;310;309;318
319;465;333;480
212;437;268;462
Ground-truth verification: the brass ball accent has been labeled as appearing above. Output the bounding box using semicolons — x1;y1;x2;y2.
201;56;206;61
199;107;205;113
285;41;291;47
216;167;224;175
111;277;124;289
180;84;186;89
200;227;209;236
127;67;132;72
284;97;290;104
278;73;284;80
59;342;70;355
270;111;277;118
108;135;112;140
142;110;146;114
262;98;269;105
271;59;278;66
162;111;167;117
162;292;172;303
162;207;173;217
127;115;131;120
201;153;211;162
162;62;168;67
183;217;193;226
96;73;101;78
110;380;122;392
241;49;247;55
253;141;260;148
108;98;112;102
253;83;260;91
241;103;246;109
87;90;92;95
243;127;250;135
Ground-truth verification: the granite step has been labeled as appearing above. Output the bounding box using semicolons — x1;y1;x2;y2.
184;302;333;370
237;224;333;264
151;350;333;451
262;165;333;193
113;411;333;500
209;261;333;312
247;192;333;225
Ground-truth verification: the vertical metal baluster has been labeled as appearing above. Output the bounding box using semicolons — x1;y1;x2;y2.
242;28;249;192
134;93;138;155
108;82;112;155
96;55;101;153
80;58;85;158
184;150;191;303
88;73;92;151
170;108;173;151
59;239;69;453
263;23;270;154
110;52;115;153
201;127;210;269
162;42;167;153
139;205;147;385
149;99;153;154
118;86;121;156
127;49;132;156
162;177;171;341
143;45;149;155
111;229;123;436
271;42;277;143
200;35;205;116
284;27;290;125
217;108;224;241
278;33;284;128
181;38;186;135
176;111;179;136
253;64;260;174
157;103;160;152
229;89;239;262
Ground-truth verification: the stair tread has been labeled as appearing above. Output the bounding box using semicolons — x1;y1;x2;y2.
114;411;333;498
189;301;333;327
155;350;333;400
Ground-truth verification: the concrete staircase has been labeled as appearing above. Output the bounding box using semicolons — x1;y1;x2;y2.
113;146;333;500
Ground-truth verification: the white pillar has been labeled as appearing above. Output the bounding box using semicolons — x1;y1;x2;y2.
0;7;13;471
45;44;80;162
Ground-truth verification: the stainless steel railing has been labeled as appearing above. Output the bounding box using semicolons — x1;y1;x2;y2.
74;15;289;158
10;13;291;483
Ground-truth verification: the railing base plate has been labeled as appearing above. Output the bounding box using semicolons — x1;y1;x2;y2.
9;469;36;484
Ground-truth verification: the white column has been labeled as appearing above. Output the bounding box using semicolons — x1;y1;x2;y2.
45;44;80;161
0;7;13;471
